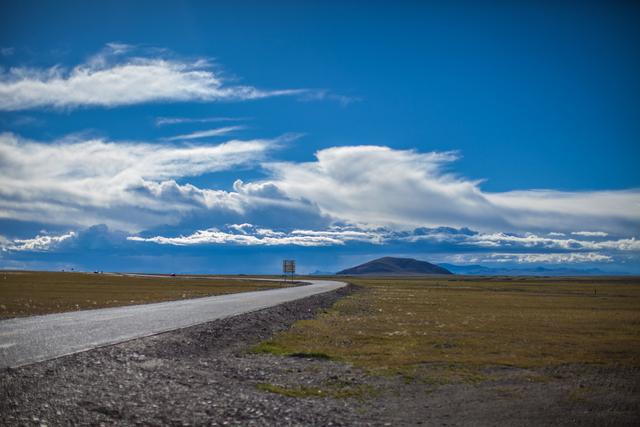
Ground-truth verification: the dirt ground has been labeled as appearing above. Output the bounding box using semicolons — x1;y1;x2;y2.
1;285;638;426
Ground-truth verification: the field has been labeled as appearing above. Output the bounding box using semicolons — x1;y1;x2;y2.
3;273;640;423
0;271;288;318
254;276;640;377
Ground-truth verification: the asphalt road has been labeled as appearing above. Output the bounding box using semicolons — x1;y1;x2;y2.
0;279;347;369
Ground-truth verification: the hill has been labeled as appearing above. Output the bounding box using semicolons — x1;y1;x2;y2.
337;257;453;276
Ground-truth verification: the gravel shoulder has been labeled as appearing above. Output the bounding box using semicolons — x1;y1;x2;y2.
2;284;638;426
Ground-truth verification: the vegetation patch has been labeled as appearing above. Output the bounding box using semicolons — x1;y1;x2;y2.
250;342;332;360
381;363;490;385
289;352;332;360
253;276;640;383
250;341;291;356
0;271;289;318
417;364;492;385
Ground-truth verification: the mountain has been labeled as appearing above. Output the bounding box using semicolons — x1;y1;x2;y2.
438;263;624;276
337;257;453;276
308;270;336;276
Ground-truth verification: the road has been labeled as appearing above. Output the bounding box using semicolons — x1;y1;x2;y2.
0;279;347;369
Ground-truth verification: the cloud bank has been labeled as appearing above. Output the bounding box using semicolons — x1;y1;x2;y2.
127;223;639;255
2;135;639;237
2;224;637;273
128;224;386;247
1;133;638;269
266;146;640;235
0;132;297;231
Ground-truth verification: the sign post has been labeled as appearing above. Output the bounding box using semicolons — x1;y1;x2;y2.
282;259;296;282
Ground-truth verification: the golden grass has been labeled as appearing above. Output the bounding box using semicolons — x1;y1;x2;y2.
0;271;288;318
254;276;640;374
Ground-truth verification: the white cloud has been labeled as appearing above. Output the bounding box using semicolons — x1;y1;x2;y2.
264;145;640;235
297;89;361;107
5;231;76;252
395;227;640;254
2;136;639;256
0;132;284;231
104;42;133;55
589;237;640;251
4;222;637;270
440;252;615;265
228;223;254;234
128;224;389;247
465;232;640;252
128;225;344;247
164;126;245;141
266;145;501;229
155;116;245;126
483;252;613;264
126;223;640;259
486;190;640;234
571;231;608;237
0;45;304;111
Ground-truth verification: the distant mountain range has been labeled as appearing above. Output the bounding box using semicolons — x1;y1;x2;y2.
438;263;626;276
313;258;629;276
336;257;453;276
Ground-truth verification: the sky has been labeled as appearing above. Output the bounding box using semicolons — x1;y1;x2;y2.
1;0;639;274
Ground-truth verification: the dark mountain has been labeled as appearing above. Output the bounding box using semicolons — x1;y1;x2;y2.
337;257;453;276
438;263;626;276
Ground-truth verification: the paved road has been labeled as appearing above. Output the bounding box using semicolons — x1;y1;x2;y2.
0;279;347;369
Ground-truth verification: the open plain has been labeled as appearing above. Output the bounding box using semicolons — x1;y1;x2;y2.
1;274;639;425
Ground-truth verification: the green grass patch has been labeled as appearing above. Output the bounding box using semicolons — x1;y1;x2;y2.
250;342;332;360
289;352;332;360
250;341;291;356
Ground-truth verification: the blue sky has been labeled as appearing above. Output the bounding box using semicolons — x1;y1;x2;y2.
1;1;639;274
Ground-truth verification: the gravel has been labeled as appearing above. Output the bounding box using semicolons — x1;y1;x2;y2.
2;284;639;426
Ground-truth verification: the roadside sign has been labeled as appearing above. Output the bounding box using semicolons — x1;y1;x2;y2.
283;259;296;281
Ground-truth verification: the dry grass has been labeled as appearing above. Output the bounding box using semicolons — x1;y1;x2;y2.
255;276;640;376
0;271;288;318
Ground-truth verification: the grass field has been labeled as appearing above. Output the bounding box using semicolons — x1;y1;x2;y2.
253;276;640;380
0;271;289;318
